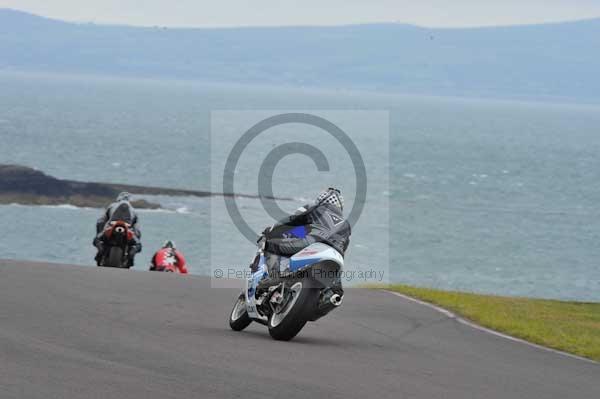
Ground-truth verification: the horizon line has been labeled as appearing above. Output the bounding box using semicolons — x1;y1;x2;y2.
2;7;600;31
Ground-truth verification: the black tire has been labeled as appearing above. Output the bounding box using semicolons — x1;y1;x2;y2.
268;280;319;341
107;247;124;268
229;294;252;331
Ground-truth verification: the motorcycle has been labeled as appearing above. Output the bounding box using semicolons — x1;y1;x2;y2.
98;220;135;268
229;242;345;341
150;250;180;273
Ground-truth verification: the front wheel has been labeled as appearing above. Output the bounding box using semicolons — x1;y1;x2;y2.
229;294;252;331
268;280;319;341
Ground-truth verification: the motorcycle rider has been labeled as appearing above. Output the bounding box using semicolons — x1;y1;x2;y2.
93;192;142;266
259;187;351;278
150;240;188;274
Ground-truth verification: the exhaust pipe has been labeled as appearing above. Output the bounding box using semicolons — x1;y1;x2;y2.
330;294;343;306
313;290;344;320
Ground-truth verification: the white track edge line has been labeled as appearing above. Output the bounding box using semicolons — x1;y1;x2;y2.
382;290;598;365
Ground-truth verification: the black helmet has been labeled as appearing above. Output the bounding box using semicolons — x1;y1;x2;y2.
316;187;344;211
163;240;176;250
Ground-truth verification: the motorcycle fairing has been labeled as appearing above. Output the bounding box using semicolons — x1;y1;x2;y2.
289;243;343;272
244;243;344;322
246;254;268;320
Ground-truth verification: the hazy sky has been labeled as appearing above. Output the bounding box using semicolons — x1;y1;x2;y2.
2;0;600;28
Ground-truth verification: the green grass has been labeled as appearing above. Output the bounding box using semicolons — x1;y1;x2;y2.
381;284;600;361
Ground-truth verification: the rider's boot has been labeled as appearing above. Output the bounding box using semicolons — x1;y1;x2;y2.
127;251;135;267
127;240;142;267
94;240;104;266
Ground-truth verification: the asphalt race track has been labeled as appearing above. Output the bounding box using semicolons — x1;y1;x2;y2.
0;260;598;398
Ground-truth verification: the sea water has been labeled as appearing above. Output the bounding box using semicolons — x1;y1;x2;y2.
1;72;599;300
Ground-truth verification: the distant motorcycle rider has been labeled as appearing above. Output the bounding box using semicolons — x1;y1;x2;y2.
93;192;142;266
259;187;351;278
150;240;188;274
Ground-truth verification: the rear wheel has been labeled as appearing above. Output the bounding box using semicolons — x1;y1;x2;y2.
268;280;319;341
229;294;252;331
107;247;124;268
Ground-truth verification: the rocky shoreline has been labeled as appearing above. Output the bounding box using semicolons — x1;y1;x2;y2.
0;164;280;209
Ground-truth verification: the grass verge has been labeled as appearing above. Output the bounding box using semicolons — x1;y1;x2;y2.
381;284;600;361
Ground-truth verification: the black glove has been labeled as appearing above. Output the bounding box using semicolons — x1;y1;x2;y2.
257;235;267;251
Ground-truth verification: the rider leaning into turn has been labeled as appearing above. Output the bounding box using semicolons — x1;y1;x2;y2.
150;240;188;274
93;192;142;266
259;187;351;278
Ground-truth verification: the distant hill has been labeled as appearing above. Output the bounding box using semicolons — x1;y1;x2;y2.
1;9;600;102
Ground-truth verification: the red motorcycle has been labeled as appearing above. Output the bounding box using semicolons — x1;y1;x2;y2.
99;220;134;268
149;247;188;274
152;252;178;273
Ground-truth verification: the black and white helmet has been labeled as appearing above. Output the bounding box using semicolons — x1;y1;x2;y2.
316;187;344;211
